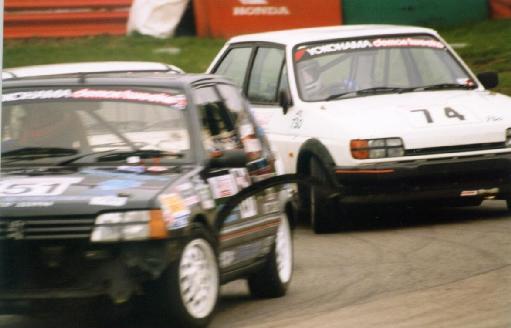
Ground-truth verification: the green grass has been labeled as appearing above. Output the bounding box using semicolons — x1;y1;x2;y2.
4;19;511;95
438;20;511;95
3;35;226;73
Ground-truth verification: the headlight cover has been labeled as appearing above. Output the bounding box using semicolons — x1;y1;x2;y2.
505;128;511;146
350;138;404;159
91;210;167;242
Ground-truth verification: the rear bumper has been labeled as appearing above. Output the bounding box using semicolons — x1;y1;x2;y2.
334;153;511;204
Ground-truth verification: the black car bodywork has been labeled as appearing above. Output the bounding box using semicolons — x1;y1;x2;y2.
0;73;295;326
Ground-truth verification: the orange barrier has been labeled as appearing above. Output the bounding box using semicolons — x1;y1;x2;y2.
193;0;342;38
4;0;132;39
490;0;511;18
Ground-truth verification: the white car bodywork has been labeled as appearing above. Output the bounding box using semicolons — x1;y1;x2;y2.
208;25;511;225
2;61;184;79
209;25;511;171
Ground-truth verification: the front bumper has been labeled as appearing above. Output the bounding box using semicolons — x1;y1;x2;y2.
334;153;511;204
0;240;179;304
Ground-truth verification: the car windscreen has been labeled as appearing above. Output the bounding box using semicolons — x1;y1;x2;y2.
1;87;191;165
293;35;474;102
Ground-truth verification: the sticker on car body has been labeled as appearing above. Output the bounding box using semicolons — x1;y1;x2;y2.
407;107;480;127
89;196;128;207
0;177;83;197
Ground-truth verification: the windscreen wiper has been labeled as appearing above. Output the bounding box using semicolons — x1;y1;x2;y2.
2;147;78;161
325;86;415;101
57;149;184;166
412;83;476;91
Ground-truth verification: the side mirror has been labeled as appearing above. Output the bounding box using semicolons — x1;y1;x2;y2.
207;149;248;169
477;72;499;89
279;90;292;115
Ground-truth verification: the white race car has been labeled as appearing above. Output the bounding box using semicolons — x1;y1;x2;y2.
2;61;184;79
208;25;511;232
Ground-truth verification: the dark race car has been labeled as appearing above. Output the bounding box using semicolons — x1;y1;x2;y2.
0;73;294;327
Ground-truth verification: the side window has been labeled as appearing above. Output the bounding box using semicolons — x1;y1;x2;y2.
247;47;285;104
214;47;253;87
194;86;241;152
217;84;265;161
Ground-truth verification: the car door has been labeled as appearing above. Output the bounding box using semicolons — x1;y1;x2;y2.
212;44;298;173
193;83;280;273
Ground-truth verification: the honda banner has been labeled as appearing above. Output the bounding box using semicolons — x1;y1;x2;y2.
193;0;342;38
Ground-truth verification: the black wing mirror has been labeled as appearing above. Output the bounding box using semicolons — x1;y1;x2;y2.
279;90;292;115
207;149;248;169
477;72;499;89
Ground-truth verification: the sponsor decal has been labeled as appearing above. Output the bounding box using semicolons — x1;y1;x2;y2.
194;180;215;210
460;188;499;197
225;210;241;224
146;166;171;173
97;179;142;191
3;88;187;108
207;174;238;199
170;212;189;229
117;166;146;174
233;0;289;16
177;182;200;207
219;250;236;268
0;177;83;197
290;110;303;129
263;200;280;214
230;168;258;218
81;168;171;181
89;195;128;207
14;201;54;208
296;37;446;61
159;193;191;228
0;201;54;208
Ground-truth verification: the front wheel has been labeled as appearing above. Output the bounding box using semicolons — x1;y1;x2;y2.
152;227;219;328
309;156;337;233
248;212;293;298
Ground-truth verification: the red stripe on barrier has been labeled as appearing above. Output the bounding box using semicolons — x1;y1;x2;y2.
4;0;132;39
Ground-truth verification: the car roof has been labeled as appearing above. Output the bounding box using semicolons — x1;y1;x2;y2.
227;24;438;46
2;73;234;90
2;61;184;80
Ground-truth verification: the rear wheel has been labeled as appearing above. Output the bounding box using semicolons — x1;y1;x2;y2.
248;212;293;298
152;226;219;328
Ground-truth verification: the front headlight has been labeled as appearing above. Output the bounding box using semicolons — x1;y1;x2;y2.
506;128;511;146
91;210;167;242
350;138;404;159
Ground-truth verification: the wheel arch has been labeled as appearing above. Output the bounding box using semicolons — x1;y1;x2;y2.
296;138;336;176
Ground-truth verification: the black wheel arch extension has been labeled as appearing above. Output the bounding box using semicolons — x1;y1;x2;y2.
297;138;338;183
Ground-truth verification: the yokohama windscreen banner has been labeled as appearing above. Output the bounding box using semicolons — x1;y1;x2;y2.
193;0;342;38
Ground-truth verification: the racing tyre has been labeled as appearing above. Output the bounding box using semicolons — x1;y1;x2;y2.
153;225;219;328
248;212;293;298
309;156;337;233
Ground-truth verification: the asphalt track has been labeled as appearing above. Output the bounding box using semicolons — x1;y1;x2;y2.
1;200;510;327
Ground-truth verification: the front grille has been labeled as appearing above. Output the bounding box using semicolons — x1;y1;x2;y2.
0;218;95;240
405;142;506;156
